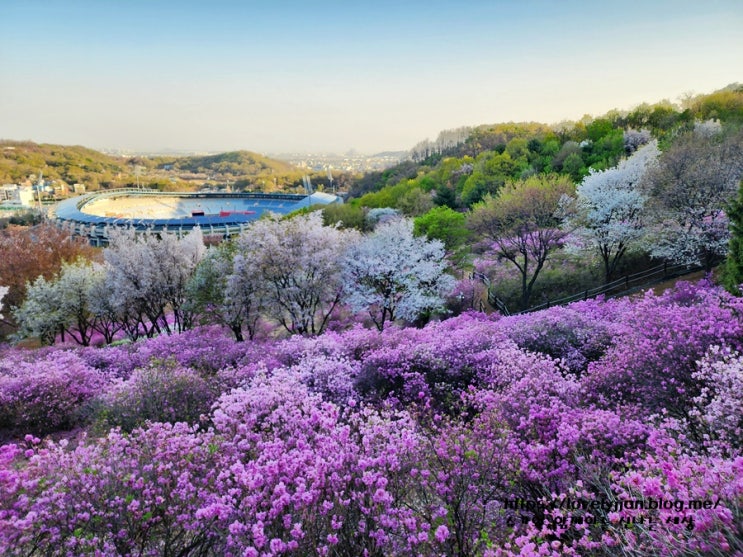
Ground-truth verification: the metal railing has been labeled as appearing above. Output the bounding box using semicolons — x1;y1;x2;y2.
519;261;708;314
475;261;710;316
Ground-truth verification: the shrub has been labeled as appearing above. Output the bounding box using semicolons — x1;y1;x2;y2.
96;359;216;431
0;351;108;435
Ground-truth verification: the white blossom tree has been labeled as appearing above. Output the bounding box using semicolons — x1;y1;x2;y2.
87;264;124;344
236;213;358;335
104;228;205;337
561;141;660;282
623;128;652;154
342;218;455;331
186;241;266;341
0;286;8;323
14;260;112;346
14;274;65;345
642;128;743;269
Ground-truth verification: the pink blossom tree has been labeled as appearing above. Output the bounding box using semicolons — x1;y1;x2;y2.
469;175;574;309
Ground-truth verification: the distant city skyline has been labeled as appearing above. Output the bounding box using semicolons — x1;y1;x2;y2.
1;0;741;154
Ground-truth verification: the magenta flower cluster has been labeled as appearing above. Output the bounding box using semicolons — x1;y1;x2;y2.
1;281;741;556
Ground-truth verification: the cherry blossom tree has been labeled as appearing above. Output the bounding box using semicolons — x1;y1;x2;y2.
0;286;8;323
15;259;127;346
186;241;266;341
642;128;743;270
236;213;358;335
13;274;64;345
104;228;205;337
342;218;454;330
561;141;660;282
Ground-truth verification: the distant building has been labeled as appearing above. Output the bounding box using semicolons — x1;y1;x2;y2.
0;184;35;207
0;184;18;202
73;183;86;194
18;188;35;207
54;183;70;196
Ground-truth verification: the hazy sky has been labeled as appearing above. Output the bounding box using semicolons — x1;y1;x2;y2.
1;0;741;154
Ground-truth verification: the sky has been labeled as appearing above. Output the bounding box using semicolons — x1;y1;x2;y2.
1;0;741;155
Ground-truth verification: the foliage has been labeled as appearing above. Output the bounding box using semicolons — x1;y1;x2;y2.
0;351;108;434
724;180;743;295
235;212;359;335
97;360;216;432
186;241;266;342
366;207;400;226
413;206;469;255
502;302;625;376
0;281;742;555
0;224;99;339
15;259;113;346
0;141;317;193
0;141;128;189
582;281;743;420
396;187;434;217
474;248;603;313
163;150;295;178
319;203;372;232
687;84;743;123
104;228;205;338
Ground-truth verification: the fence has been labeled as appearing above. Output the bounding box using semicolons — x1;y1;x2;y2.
478;261;710;316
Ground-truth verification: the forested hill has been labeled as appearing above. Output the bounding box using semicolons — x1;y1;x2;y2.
348;83;743;208
159;151;295;175
0;143;306;192
0;142;126;189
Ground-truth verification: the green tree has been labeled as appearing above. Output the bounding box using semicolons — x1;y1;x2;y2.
724;180;743;295
434;185;458;209
413;206;470;255
562;153;585;182
468;175;574;310
321;203;371;232
397;188;434;217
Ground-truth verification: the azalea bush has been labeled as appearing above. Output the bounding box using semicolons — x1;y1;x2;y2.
0;280;741;555
95;360;217;432
0;351;109;435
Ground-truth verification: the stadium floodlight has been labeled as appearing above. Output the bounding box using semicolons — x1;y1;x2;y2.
327;168;334;193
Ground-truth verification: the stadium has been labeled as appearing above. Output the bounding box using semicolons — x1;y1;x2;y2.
53;188;342;245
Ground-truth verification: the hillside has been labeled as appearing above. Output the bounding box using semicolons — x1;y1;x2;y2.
347;83;743;207
158;150;295;175
0;142;311;193
2;281;743;554
0;141;126;189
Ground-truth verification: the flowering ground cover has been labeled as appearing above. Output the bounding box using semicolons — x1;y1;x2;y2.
1;281;742;556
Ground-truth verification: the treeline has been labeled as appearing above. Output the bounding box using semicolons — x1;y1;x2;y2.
347;84;743;208
0;143;345;194
11;213;454;346
320;119;743;312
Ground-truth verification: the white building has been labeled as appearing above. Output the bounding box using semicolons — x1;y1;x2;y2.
0;184;35;207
